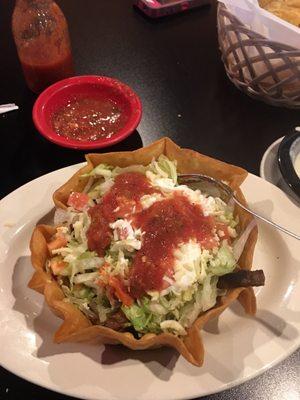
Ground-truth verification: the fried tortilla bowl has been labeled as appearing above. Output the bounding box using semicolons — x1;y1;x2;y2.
29;137;258;366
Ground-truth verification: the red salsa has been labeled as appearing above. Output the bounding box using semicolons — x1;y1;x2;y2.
52;97;128;141
129;194;216;297
86;172;216;298
87;172;158;256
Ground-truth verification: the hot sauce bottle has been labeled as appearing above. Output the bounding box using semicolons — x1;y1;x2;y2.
12;0;74;93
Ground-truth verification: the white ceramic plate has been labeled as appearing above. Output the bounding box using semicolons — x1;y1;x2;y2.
0;164;299;400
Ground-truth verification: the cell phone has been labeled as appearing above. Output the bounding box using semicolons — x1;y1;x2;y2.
134;0;211;18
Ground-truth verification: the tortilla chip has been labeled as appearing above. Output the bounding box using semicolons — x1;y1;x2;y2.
29;138;258;366
259;0;300;27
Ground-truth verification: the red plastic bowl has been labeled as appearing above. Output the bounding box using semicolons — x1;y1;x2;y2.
32;75;142;150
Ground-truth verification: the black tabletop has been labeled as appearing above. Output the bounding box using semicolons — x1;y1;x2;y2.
0;0;299;399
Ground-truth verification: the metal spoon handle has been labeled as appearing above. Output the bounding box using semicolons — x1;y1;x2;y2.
233;197;300;240
178;174;300;241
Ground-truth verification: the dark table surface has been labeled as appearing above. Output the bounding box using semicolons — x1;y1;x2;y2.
0;0;299;399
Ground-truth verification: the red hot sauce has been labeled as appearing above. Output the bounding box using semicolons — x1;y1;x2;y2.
12;0;74;93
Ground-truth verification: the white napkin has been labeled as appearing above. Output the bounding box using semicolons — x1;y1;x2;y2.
220;0;300;49
0;103;19;115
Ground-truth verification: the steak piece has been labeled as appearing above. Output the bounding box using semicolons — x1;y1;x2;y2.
104;310;128;331
217;270;265;289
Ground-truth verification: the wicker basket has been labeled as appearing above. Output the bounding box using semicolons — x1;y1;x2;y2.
217;2;300;108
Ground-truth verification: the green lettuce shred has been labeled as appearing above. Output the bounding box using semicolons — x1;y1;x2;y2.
151;155;177;184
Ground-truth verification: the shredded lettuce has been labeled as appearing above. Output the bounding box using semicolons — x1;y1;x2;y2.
179;276;218;327
112;165;147;176
81;163;113;178
88;178;115;200
122;275;219;335
122;299;163;334
73;272;100;285
209;244;236;276
122;303;150;332
150;155;177;184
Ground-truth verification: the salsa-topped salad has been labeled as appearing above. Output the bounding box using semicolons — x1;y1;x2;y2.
47;156;244;337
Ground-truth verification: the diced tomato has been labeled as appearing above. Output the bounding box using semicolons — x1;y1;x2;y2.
50;259;68;275
108;276;133;307
47;236;68;253
97;262;110;285
161;279;171;290
67;192;89;211
99;262;110;273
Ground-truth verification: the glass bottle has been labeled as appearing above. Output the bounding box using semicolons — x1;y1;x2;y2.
12;0;74;93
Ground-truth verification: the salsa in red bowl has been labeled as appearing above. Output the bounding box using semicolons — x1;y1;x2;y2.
33;76;142;149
